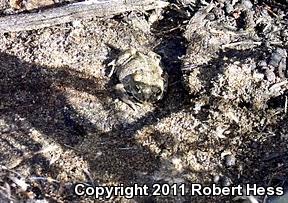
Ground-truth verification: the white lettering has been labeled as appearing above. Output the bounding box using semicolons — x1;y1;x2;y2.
191;184;202;195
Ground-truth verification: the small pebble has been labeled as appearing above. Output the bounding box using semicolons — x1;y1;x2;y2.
269;48;286;68
258;60;267;67
224;3;234;14
206;13;216;21
220;176;232;186
224;154;236;167
242;0;253;9
265;69;276;83
213;175;220;183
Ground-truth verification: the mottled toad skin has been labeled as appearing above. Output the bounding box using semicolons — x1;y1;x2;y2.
109;48;167;109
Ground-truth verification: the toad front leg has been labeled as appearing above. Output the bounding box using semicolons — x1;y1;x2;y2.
115;83;139;111
107;48;137;77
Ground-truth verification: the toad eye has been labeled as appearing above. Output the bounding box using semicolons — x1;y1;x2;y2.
155;89;162;97
154;54;161;60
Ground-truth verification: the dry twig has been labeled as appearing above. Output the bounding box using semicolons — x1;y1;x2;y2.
0;0;169;33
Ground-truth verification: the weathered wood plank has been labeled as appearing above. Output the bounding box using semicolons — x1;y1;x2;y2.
0;0;168;33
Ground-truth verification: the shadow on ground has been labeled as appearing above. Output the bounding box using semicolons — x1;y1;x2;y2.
1;45;287;202
0;51;189;201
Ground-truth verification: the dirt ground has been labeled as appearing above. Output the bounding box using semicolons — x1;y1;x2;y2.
0;0;288;202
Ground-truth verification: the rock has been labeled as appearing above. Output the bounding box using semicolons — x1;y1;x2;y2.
220;176;232;186
224;154;236;167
